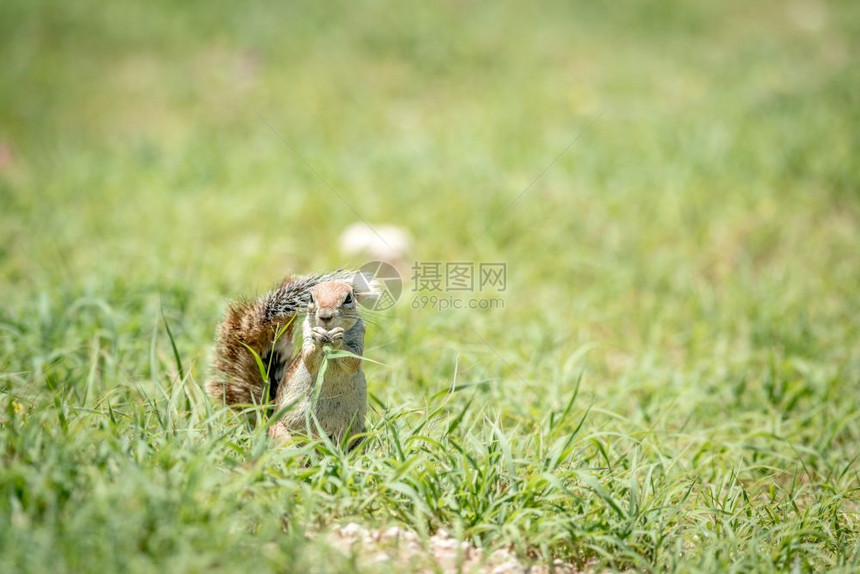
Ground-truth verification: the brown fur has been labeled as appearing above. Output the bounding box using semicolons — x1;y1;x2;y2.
206;271;356;409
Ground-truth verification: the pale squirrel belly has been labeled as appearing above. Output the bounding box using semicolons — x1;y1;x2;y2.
209;271;372;450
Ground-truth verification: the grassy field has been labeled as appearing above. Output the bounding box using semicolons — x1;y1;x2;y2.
2;0;859;571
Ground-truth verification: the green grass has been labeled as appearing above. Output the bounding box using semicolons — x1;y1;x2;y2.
1;0;859;571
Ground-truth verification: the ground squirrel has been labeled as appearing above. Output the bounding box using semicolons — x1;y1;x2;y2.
207;271;373;448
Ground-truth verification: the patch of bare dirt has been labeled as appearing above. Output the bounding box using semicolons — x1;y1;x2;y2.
326;523;584;573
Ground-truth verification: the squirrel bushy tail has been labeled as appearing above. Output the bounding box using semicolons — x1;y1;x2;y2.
207;270;357;408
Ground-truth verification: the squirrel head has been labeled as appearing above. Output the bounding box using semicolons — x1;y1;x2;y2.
306;281;361;331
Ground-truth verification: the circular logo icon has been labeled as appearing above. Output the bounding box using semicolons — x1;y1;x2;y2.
354;261;402;311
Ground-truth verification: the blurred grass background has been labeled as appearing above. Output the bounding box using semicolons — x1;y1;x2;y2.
1;0;859;571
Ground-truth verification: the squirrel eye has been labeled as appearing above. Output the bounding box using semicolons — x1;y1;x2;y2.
308;293;315;305
344;292;353;305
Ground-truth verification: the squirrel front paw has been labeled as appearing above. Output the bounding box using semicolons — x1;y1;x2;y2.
327;327;345;348
311;326;331;345
310;326;345;348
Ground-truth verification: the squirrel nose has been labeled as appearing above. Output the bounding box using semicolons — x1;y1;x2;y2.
317;309;334;322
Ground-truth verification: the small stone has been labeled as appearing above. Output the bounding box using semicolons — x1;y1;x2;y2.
339;522;364;537
382;526;403;539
